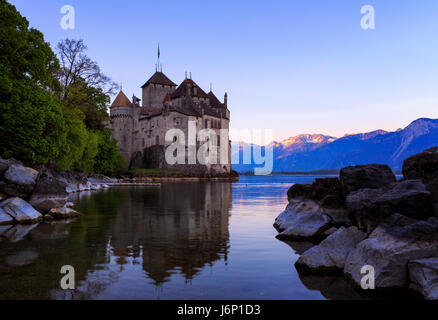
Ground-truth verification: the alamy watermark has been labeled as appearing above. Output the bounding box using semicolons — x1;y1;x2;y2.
60;5;75;30
360;265;375;290
361;5;375;30
60;265;75;290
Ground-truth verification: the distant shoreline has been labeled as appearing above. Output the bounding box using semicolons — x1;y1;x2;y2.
238;169;402;176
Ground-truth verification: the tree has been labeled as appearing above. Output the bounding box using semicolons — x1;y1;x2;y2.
94;129;129;176
0;0;66;164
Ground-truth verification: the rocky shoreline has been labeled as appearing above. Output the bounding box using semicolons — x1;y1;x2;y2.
274;147;438;300
0;157;119;228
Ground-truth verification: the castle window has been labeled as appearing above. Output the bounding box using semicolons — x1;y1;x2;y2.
174;117;181;127
156;136;159;145
205;119;208;128
151;121;155;128
142;139;145;147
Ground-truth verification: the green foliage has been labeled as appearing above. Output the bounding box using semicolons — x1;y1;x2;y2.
0;1;128;176
0;0;66;164
0;79;67;163
93;129;129;176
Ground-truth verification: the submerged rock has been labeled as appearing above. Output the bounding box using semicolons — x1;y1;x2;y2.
409;257;438;300
0;164;39;197
340;164;396;195
48;206;81;219
275;200;331;241
344;214;438;289
0;197;42;223
296;226;367;273
347;179;434;231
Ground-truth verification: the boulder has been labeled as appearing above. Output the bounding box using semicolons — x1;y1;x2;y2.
0;197;42;223
296;226;367;273
320;194;345;209
403;147;438;181
48;206;81;219
287;179;343;203
402;147;438;215
287;183;312;201
0;207;14;225
309;178;343;201
0;164;39;197
275;199;331;241
347;180;435;231
409;257;438;300
29;170;68;212
323;208;351;227
0;158;11;176
344;214;438;289
340;164;396;195
425;174;438;215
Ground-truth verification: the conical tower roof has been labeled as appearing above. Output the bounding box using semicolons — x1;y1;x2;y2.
141;72;177;88
111;91;133;108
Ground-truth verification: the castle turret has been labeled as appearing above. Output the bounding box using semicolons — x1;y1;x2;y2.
110;90;134;161
141;71;177;108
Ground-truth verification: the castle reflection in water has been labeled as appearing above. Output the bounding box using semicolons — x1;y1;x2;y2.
90;182;232;285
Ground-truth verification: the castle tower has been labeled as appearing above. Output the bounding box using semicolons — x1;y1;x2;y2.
141;71;177;108
110;90;134;161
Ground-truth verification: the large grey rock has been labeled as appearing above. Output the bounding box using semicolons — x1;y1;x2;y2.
340;164;396;195
347;179;435;231
0;207;14;225
0;164;39;197
409;257;438;300
323;208;351;227
296;226;367;272
0;197;42;223
29;170;68;212
344;214;438;289
275;200;331;241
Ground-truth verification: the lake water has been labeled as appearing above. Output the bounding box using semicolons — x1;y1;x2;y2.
0;175;364;300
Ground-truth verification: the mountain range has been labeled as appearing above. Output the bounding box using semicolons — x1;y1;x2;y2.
232;118;438;172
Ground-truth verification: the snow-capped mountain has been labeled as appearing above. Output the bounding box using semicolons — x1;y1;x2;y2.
232;118;438;172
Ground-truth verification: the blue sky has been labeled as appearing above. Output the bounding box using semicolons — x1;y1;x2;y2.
9;0;438;143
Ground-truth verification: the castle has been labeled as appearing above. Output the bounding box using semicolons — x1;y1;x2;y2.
109;70;232;175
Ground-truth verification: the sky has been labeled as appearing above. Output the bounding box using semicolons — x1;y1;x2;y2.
9;0;438;144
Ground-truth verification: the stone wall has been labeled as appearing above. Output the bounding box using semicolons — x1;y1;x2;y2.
142;84;175;108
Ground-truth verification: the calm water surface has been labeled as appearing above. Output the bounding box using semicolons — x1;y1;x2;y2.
0;175;360;300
